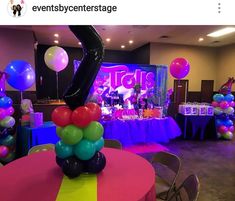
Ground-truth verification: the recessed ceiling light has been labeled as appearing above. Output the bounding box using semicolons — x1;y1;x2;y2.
129;40;133;44
106;38;111;42
207;27;235;37
198;37;204;42
54;40;59;44
78;42;82;45
121;45;125;49
54;33;59;38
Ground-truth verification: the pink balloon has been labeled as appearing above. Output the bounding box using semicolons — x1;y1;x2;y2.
230;101;235;107
170;58;190;79
0;145;9;158
220;101;230;109
218;125;228;134
0;108;6;120
212;101;219;107
5;106;14;116
229;126;234;132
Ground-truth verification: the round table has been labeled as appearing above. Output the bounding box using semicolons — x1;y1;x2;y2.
0;148;155;201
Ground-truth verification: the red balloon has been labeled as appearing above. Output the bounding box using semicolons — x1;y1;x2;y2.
218;125;228;134
71;106;92;128
220;101;229;110
85;102;102;121
51;106;72;127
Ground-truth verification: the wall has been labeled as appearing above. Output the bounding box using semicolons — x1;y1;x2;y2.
150;43;218;91
36;44;149;99
217;44;235;91
0;28;35;91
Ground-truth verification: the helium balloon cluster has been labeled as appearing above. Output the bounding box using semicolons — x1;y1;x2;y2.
0;74;15;163
52;102;106;178
212;93;235;140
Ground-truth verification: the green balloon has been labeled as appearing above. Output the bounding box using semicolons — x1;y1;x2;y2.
94;137;104;151
74;139;95;160
0;116;15;128
83;121;104;141
56;126;64;138
61;125;83;145
55;140;73;159
0;135;15;146
223;131;233;140
0;152;15;163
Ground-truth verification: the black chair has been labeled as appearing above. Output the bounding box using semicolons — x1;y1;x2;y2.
151;151;181;200
104;139;122;149
167;174;200;201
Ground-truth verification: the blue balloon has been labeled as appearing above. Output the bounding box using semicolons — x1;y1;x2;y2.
216;119;223;127
5;60;35;91
74;139;96;160
224;94;234;102
94;137;104;151
55;140;73;159
213;94;224;102
224;119;234;127
0;96;12;108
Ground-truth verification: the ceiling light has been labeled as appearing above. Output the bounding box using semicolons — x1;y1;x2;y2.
54;40;59;44
106;38;111;42
198;37;204;42
78;42;82;45
207;27;235;37
129;40;133;44
54;33;59;37
121;45;125;49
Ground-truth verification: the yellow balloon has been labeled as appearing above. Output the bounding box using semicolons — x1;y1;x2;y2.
44;46;69;72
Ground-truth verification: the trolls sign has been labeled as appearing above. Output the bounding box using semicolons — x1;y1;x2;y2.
74;61;157;99
100;65;155;90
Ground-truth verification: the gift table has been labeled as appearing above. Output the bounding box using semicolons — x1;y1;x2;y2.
0;148;155;201
176;113;217;140
101;117;181;146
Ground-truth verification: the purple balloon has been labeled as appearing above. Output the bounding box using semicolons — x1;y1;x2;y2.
170;58;190;79
5;106;14;116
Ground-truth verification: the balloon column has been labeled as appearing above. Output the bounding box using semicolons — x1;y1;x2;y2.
212;78;235;140
52;26;105;178
0;72;15;164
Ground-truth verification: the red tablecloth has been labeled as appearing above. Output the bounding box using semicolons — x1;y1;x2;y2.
0;148;156;201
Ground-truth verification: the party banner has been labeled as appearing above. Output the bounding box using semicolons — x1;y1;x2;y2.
74;61;167;106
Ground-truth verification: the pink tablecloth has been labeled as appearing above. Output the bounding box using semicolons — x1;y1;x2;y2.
0;148;156;201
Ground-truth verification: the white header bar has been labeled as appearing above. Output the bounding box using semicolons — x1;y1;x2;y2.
0;0;234;25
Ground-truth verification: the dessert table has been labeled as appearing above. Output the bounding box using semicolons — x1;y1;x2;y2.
0;148;156;201
101;117;181;146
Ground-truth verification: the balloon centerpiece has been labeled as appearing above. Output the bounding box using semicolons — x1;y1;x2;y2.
52;26;105;178
212;77;235;140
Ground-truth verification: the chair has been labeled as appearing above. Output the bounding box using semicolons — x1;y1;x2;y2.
104;139;122;149
28;144;55;155
151;151;181;200
0;162;3;167
167;174;200;201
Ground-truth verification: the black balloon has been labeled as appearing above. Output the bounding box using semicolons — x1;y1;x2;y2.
56;156;65;167
63;26;104;110
62;156;84;178
85;151;106;173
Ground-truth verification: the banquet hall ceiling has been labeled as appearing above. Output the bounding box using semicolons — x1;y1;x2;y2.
3;25;235;50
